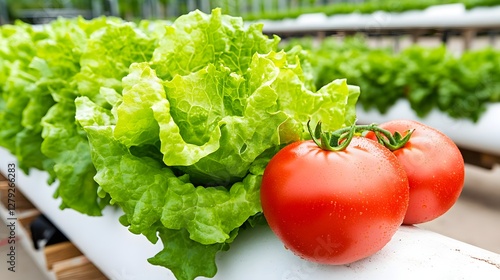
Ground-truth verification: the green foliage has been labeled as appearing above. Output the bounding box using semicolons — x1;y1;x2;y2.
242;0;500;21
282;36;500;122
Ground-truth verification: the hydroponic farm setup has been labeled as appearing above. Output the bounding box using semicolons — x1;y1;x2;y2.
0;1;499;280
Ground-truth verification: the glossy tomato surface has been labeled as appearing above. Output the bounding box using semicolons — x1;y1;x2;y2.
366;120;465;224
260;137;409;265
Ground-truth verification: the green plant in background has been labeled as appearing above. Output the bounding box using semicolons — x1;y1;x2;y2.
280;36;500;122
6;0;89;9
241;0;500;21
40;17;158;216
0;15;159;216
0;22;55;176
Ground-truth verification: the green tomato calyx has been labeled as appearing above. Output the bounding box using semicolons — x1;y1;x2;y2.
307;120;413;152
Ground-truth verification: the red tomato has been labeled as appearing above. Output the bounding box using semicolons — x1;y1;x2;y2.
260;137;409;265
365;120;465;225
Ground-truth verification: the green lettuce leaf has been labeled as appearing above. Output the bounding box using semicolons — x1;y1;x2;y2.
79;100;264;279
0;23;55;175
151;8;280;80
155;61;288;184
113;62;164;147
75;19;156;105
0;24;34;153
41;100;109;215
149;228;226;280
38;18;157;216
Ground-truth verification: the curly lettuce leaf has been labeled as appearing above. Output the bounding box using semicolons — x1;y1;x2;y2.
160;171;262;244
15;126;55;177
38;18;157;216
0;25;35;152
41;101;110;215
84;124;165;241
80;108;262;279
155;61;288;185
151;8;279;80
113;63;164;147
149;228;226;280
80;94;265;242
154;50;358;185
79;49;357;280
75;20;157;105
0;24;56;175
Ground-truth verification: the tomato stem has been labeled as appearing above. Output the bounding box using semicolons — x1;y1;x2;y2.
307;121;414;151
307;121;356;151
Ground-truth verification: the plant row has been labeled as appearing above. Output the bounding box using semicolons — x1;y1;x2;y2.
242;0;500;21
281;36;500;122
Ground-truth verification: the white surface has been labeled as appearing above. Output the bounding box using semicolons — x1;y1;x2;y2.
356;99;500;156
209;225;500;280
258;5;500;33
0;151;171;279
1;147;500;280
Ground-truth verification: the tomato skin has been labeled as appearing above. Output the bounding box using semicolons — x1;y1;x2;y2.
365;120;465;225
260;137;409;265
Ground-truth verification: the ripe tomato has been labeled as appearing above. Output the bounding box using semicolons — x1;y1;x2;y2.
260;137;409;265
365;120;465;225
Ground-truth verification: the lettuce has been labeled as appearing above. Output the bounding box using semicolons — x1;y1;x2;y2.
75;9;359;280
1;9;359;280
38;17;157;215
0;22;55;175
0;16;158;215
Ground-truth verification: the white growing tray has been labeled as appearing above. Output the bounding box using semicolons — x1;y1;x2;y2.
259;5;500;34
356;100;500;156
